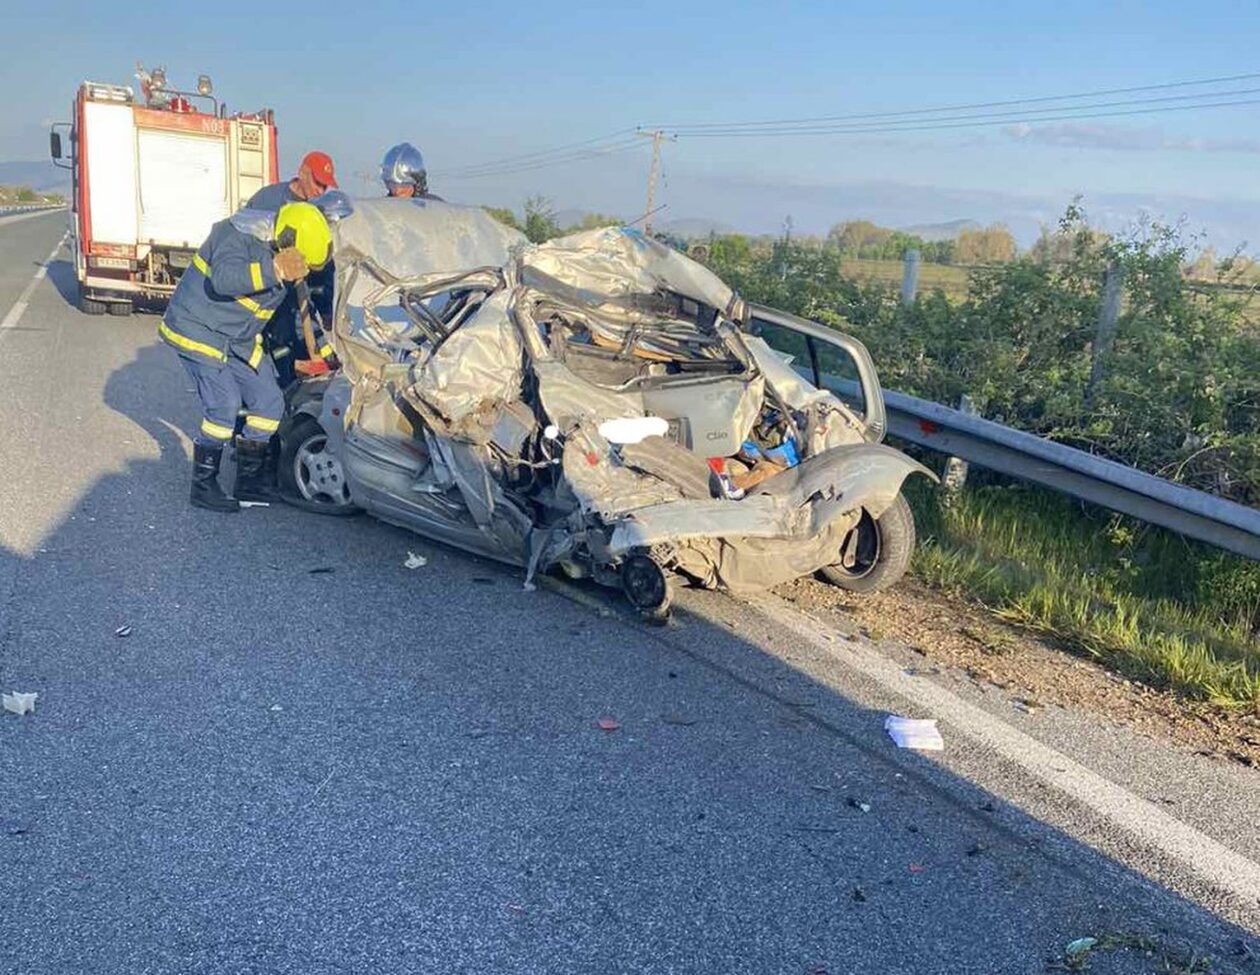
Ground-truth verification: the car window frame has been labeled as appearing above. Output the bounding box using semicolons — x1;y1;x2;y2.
744;303;887;443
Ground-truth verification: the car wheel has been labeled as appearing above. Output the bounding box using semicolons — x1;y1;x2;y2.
621;553;673;624
278;416;357;515
819;494;915;594
79;292;107;315
107;301;133;316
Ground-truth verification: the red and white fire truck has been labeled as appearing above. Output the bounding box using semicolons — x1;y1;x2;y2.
50;66;279;315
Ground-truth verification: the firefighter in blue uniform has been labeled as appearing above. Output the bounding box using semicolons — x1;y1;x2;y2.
248;151;339;382
160;202;333;512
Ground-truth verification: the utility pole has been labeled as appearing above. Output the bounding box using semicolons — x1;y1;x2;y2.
637;129;675;236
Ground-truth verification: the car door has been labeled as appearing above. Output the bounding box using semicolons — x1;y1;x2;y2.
744;304;887;443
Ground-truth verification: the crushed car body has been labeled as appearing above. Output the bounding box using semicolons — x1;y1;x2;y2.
312;198;934;616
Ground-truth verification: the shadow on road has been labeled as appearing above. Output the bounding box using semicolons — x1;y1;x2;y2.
0;344;1254;974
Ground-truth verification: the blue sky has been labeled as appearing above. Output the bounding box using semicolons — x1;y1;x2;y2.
5;0;1260;247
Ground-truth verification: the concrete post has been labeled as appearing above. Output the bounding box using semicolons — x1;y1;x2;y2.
900;249;920;307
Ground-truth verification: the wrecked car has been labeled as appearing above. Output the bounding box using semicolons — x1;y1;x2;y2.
280;199;934;618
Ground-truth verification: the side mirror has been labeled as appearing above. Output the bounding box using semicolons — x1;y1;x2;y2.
49;132;63;160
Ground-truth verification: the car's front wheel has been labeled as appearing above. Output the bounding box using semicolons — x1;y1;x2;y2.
819;494;915;594
278;416;357;515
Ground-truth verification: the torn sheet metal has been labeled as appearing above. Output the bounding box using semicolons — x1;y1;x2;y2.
335;198;526;283
411;289;522;431
520;227;743;321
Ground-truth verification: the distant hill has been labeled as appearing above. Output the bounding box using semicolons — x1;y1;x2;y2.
658;216;737;239
0;160;70;193
897;218;981;242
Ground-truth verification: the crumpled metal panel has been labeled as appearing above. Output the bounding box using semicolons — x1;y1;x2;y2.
742;335;867;451
334;198;527;282
521;227;742;319
411;290;523;431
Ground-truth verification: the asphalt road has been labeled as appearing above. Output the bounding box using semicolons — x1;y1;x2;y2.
1;209;1257;974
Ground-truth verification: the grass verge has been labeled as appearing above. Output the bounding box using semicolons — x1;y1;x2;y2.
903;479;1260;708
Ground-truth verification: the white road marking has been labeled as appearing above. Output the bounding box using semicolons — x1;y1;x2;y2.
1;232;68;330
751;592;1260;909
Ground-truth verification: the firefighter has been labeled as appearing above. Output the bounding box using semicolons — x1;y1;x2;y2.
160;202;333;512
248;150;338;210
247;152;340;380
380;143;443;200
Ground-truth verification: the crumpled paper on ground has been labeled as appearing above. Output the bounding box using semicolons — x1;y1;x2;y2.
884;715;943;751
2;691;38;716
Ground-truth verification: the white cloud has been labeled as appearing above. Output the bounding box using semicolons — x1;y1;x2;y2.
1002;123;1260;155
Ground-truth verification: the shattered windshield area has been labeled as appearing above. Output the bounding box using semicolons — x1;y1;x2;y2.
528;290;747;391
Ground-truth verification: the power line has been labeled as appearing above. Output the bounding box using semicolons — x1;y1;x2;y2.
429;71;1260;182
433;128;638;178
667;86;1260;135
434;139;647;180
672;96;1260;138
650;71;1260;131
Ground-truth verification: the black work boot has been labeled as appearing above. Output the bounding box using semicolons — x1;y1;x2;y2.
190;443;240;513
234;438;277;504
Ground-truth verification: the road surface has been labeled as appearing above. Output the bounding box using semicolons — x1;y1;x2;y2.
0;210;1257;974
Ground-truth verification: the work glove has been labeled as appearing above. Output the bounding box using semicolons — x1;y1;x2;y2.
273;247;308;282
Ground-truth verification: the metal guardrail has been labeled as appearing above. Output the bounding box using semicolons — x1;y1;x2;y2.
0;204;64;218
760;314;1260;562
881;389;1260;561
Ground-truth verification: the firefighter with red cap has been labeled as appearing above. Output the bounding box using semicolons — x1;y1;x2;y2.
248;150;338;210
247;151;340;381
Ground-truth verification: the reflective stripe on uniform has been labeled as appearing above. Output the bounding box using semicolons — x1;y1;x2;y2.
159;320;227;362
318;343;333;358
248;334;264;369
272;345;291;359
236;295;274;321
200;418;235;440
193;253;274;321
245;415;280;433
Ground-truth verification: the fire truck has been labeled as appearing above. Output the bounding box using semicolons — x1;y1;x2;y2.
50;66;279;315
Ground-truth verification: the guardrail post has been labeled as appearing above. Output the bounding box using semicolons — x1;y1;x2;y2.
900;249;920;307
941;394;977;502
1086;261;1124;405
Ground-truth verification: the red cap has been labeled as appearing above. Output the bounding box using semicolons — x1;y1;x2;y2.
300;150;337;189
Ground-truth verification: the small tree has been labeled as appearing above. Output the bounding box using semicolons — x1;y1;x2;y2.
482;206;521;231
523;196;561;243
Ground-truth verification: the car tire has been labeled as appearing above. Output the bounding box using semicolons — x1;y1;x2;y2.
107;301;133;316
819;494;915;594
79;292;108;315
621;553;673;624
278;416;358;516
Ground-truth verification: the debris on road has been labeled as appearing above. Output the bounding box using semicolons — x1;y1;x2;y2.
309;567;335;575
403;551;428;569
2;691;38;716
884;715;944;751
114;625;132;638
1065;937;1099;964
238;501;270;509
850;886;867;902
845;797;872;813
595;717;620;732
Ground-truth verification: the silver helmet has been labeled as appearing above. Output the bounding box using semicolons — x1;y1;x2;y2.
380;142;427;192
